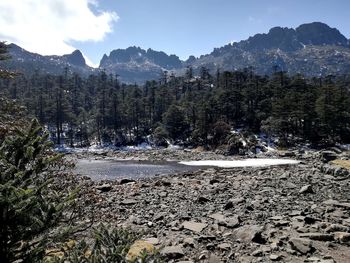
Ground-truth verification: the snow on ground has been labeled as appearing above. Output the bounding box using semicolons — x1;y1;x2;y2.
123;142;153;151
179;159;299;168
54;143;155;153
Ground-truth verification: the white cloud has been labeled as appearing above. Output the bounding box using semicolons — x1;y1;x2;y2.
0;0;118;67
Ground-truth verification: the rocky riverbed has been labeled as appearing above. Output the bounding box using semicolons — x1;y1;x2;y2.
72;149;350;263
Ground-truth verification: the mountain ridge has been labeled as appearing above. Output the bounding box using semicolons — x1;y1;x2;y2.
1;43;95;76
1;22;350;82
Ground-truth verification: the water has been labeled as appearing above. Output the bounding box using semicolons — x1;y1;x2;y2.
74;159;201;181
75;158;299;181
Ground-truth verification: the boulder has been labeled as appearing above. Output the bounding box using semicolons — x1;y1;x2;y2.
299;185;314;194
299;233;334;241
289;238;313;254
96;183;112;192
126;240;154;261
120;178;136;184
320;151;337;162
160;246;184;259
182;221;207;233
334;232;350;243
233;225;266;244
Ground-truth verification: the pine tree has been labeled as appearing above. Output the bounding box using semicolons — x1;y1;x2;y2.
0;120;75;262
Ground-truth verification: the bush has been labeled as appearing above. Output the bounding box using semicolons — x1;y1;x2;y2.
152;126;168;147
0;120;75;262
211;121;231;146
48;225;163;263
163;105;189;141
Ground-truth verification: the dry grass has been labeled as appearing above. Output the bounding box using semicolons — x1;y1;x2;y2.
330;159;350;170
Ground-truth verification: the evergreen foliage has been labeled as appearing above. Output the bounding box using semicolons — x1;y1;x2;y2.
0;120;75;262
0;66;349;147
48;225;163;263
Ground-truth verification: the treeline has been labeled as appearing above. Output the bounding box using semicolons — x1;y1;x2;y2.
0;67;349;147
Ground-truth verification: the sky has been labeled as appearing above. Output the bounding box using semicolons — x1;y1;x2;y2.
0;0;349;67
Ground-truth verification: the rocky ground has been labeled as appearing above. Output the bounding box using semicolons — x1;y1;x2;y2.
71;149;350;263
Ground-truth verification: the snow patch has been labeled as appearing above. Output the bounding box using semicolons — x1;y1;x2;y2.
179;159;299;168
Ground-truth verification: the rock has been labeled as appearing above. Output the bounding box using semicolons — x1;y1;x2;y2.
197;196;210;203
209;213;225;222
160;246;184;260
252;249;264;257
270;254;281;261
217;243;231;251
183;237;195;248
274;220;290;227
289;238;313;254
182;221;207;233
143;237;159;245
126;240;154;261
161;180;172;186
280;151;296;157
299;184;314;194
337;202;350;209
120;199;138;205
206;243;215;250
198;235;216;242
154;212;167;221
325;224;349;233
323;199;340;206
208;253;222;263
224;197;245;209
320;151;337;162
209;178;220;184
343;218;350;226
289;210;302;217
158;191;168;197
233;225;266;244
96;183;112;192
299;233;334;241
270;216;284;221
304;216;317;224
119;178;136;184
306;256;322;262
223;216;240;228
334;232;350;243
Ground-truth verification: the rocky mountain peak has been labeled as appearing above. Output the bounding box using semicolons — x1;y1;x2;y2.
63;50;86;67
296;22;348;46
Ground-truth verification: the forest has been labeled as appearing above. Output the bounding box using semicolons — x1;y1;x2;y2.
0;64;349;150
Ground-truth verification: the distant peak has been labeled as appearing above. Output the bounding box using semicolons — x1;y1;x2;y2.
64;49;86;67
71;49;83;56
296;22;348;46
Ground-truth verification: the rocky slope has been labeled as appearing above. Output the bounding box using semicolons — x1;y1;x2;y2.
0;44;95;76
73;149;350;262
1;22;350;83
191;22;350;76
99;46;183;84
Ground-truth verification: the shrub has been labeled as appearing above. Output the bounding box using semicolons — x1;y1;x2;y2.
0;120;75;262
48;225;164;263
152;126;168;147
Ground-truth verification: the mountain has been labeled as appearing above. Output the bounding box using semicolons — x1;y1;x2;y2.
190;22;350;76
99;46;183;83
0;44;95;76
1;22;350;82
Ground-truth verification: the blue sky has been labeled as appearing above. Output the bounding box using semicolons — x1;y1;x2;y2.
1;0;349;67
